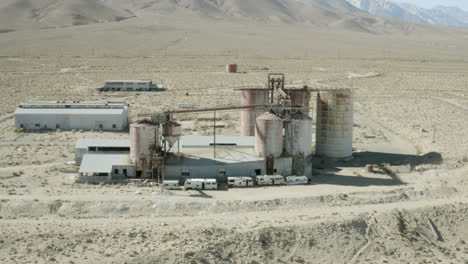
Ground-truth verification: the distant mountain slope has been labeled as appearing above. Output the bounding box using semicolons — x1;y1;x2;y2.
0;0;452;36
299;0;361;13
0;0;135;31
346;0;468;28
112;0;344;24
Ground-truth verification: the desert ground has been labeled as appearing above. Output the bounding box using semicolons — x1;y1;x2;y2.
0;52;467;264
0;3;468;261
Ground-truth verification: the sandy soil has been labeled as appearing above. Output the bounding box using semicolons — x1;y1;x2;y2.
0;55;467;263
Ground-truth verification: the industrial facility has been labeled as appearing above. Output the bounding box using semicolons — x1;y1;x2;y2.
75;73;354;188
15;101;129;131
98;80;164;92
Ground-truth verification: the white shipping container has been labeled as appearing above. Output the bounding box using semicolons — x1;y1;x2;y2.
286;176;308;185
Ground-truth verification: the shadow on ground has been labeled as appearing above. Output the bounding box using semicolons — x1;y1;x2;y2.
311;174;403;187
314;151;443;169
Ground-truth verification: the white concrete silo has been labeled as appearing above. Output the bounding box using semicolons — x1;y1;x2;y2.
255;112;284;158
315;90;354;158
285;112;313;157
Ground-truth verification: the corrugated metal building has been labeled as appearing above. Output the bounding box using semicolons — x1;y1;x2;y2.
74;136;312;183
77;154;135;184
75;138;130;165
15;101;129;131
165;136;312;181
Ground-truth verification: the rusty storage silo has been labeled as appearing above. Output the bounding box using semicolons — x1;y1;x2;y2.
285;112;313;176
255;112;284;175
130;121;159;176
315;90;354;158
240;88;268;136
287;88;311;113
163;122;182;148
285;112;313;157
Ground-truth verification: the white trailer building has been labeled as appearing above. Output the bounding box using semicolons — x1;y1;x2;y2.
99;80;163;92
15;101;129;131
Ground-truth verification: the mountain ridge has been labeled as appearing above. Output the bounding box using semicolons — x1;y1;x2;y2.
346;0;468;28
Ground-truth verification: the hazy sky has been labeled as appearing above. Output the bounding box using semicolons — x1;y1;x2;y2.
392;0;468;10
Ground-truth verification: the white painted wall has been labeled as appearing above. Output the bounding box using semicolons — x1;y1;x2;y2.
16;112;128;131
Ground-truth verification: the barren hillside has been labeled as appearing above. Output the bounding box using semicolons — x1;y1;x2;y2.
0;0;134;31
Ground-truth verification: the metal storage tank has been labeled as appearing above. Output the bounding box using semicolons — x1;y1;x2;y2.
240;88;268;136
315;90;354;158
287;88;311;113
285;112;313;157
163;122;182;148
255;112;283;158
226;64;237;73
130;121;159;171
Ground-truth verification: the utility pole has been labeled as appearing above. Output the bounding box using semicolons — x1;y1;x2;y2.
213;110;216;158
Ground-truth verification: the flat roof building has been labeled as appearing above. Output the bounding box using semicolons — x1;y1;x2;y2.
99;80;163;92
75;138;130;165
77;154;135;184
75;136;312;184
15;101;129;131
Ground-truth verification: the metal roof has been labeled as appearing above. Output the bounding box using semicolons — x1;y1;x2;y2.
79;154;131;173
75;138;130;149
18;101;128;108
181;136;255;149
105;80;152;83
166;146;263;166
15;108;126;115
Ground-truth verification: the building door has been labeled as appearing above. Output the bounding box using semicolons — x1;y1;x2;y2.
265;157;274;175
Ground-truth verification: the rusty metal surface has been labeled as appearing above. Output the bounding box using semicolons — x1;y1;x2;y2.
315;91;354;158
287;89;311;113
240;89;268;136
163;122;182;147
255;112;283;158
226;64;237;73
130;122;158;170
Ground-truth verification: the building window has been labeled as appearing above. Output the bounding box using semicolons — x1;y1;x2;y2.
255;169;262;176
181;170;190;177
114;169;119;175
112;124;117;129
123;169;127;177
20;124;24;128
35;124;41;127
218;169;226;177
56;124;60;129
99;124;103;130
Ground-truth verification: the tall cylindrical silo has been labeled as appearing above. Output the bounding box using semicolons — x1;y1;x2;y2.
130;121;159;174
285;112;313;157
315;90;354;158
287;88;311;113
255;112;283;158
285;112;313;176
240;89;268;136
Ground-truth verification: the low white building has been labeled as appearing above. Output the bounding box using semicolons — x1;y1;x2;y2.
75;136;312;184
75;138;130;165
77;154;135;184
99;80;163;92
15;101;129;131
